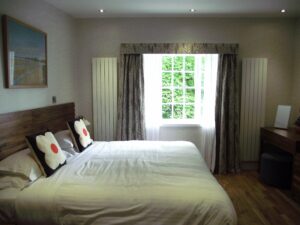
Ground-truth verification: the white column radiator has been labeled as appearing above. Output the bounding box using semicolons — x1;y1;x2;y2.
92;57;117;141
240;58;267;161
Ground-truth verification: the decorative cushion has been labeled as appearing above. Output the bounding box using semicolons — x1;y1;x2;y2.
67;119;93;152
26;131;66;177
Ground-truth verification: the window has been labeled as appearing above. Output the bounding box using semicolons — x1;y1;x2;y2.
144;54;218;125
161;55;199;121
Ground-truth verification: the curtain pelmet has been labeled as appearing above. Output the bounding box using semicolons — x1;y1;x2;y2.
120;43;238;55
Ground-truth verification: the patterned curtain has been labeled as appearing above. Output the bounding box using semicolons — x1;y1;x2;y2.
215;54;240;174
117;54;145;140
120;43;238;55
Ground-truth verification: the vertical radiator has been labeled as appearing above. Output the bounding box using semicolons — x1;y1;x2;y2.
92;57;117;141
240;58;267;162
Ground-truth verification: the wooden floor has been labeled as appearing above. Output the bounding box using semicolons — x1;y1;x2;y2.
215;172;300;225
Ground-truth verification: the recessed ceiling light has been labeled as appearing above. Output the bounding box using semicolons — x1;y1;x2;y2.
190;9;196;13
98;9;104;13
281;9;286;13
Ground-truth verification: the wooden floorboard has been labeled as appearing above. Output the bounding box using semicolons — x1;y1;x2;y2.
215;172;300;225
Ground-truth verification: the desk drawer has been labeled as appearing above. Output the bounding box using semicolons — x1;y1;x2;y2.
262;132;295;154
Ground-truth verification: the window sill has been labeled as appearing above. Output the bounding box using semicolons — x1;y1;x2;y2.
160;123;201;128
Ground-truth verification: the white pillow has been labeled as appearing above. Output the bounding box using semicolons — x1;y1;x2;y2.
0;149;42;181
54;130;78;154
62;147;78;155
0;175;29;190
54;130;74;149
62;149;79;161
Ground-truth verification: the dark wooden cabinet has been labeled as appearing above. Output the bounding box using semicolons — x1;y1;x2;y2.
260;127;300;202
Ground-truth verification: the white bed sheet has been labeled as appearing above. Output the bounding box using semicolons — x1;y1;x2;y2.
0;174;29;224
0;188;19;223
15;141;237;225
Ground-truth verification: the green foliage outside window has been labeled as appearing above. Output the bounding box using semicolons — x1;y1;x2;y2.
185;105;195;119
162;89;172;103
162;56;172;70
173;72;183;86
186;89;195;103
185;56;195;71
185;73;194;87
161;55;197;120
174;89;183;103
174;104;183;119
162;105;172;119
174;56;183;71
162;72;172;87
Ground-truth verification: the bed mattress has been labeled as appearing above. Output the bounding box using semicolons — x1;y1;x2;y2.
15;141;237;225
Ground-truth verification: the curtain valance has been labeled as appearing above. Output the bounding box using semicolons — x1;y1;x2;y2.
120;43;238;55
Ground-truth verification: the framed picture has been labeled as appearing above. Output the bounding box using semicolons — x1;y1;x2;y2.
274;105;291;129
2;15;47;88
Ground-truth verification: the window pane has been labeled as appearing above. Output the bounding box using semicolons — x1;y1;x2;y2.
162;105;172;119
185;105;195;119
185;73;194;87
185;56;195;71
186;89;195;103
201;89;204;101
173;104;183;119
201;56;206;65
173;72;183;86
162;56;172;70
162;88;172;103
162;72;172;87
174;88;183;103
174;56;183;71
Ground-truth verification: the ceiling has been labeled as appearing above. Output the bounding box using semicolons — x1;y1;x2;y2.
44;0;300;18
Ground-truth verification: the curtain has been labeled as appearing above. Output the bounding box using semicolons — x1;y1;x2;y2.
143;54;162;140
117;54;145;140
215;54;240;174
199;54;218;171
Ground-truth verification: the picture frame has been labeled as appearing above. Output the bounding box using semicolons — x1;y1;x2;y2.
2;15;47;88
274;105;291;129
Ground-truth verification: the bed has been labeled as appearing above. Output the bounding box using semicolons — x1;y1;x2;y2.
0;103;237;225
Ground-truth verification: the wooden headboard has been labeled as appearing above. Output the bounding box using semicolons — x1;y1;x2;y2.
0;103;75;160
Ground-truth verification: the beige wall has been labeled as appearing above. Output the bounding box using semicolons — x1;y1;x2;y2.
291;19;300;123
76;17;296;127
0;0;77;114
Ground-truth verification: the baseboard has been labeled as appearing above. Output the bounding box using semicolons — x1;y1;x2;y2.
240;161;259;171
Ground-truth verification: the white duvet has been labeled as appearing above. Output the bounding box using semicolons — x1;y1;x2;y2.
16;141;237;225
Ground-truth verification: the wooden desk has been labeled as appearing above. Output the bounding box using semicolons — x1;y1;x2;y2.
260;127;300;201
